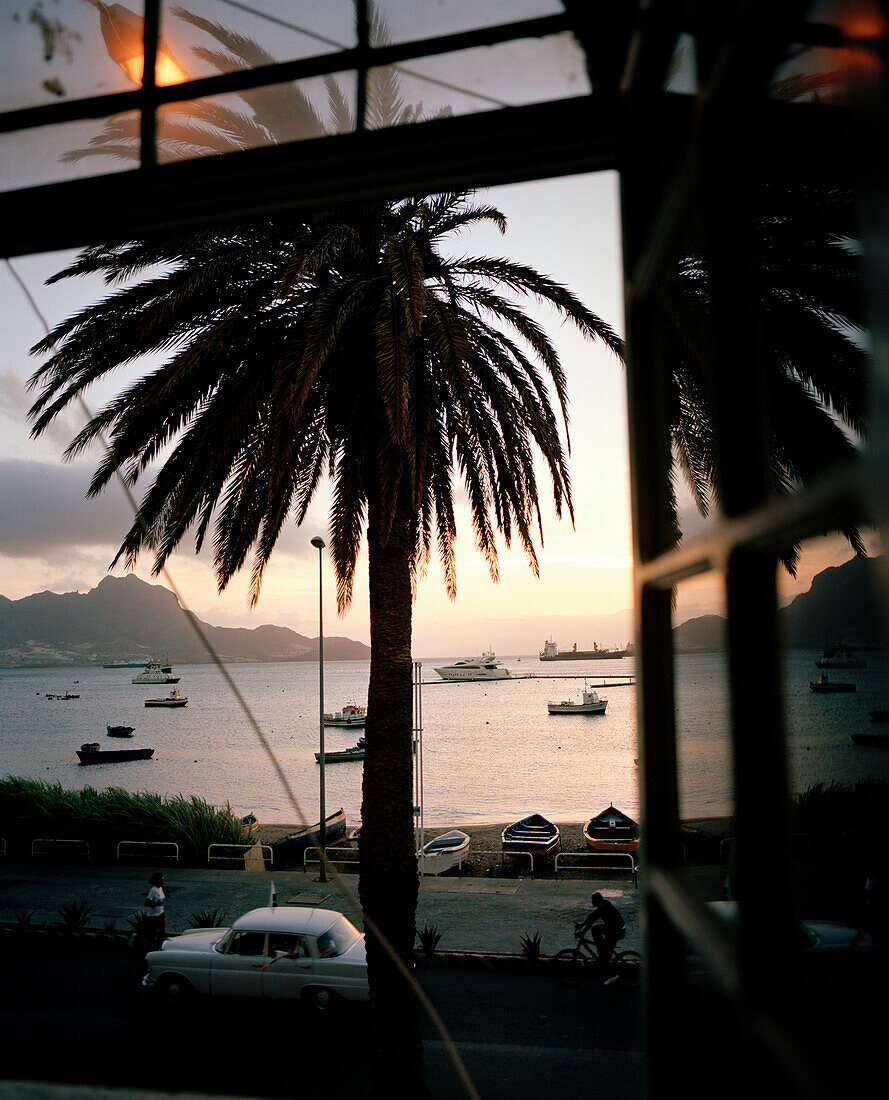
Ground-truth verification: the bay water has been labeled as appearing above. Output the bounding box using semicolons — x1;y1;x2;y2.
1;651;885;831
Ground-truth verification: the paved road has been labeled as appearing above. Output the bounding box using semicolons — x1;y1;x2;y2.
0;862;646;956
0;942;643;1099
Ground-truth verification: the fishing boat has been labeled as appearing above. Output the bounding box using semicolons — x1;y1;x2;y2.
106;724;135;738
322;703;367;728
539;639;627;661
46;692;80;700
583;804;640;852
809;674;856;693
418;830;471;875
547;685;608;714
132;659;179;685
815;643;866;669
270;808;347;866
77;742;154;764
434;651;511;681
501;814;560;855
144;689;188;707
315;744;365;763
870;709;889;723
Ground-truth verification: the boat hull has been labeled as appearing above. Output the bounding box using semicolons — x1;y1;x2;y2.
322;717;366;728
501;815;560;855
270;809;347;866
540;650;626;661
852;732;889;746
144;698;188;707
315;748;365;763
547;701;607;714
418;830;471;875
583;805;640;852
77;747;154;764
809;682;856;693
434;668;510;681
106;725;135;738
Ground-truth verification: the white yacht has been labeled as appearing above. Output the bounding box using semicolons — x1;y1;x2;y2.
434;651;510;681
132;659;180;685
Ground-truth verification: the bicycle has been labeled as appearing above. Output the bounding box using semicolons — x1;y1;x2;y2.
554;921;643;988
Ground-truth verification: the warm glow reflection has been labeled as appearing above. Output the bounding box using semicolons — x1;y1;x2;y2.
119;51;189;88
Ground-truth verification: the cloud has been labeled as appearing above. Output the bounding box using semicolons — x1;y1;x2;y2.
0;458;134;556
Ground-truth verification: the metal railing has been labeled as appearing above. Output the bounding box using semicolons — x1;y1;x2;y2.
303;846;359;873
116;840;180;863
207;843;273;867
554;851;638;885
475;850;535;878
31;838;90;859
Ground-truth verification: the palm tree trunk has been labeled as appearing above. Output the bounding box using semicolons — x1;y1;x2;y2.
361;483;425;1097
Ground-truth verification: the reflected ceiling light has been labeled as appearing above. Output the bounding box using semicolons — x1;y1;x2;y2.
97;2;188;87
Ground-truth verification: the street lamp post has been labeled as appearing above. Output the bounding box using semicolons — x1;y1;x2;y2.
310;536;328;883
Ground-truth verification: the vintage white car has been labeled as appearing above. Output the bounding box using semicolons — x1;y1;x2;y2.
142;906;368;1011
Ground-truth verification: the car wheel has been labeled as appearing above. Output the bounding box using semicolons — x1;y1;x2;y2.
158;975;193;1005
305;987;339;1014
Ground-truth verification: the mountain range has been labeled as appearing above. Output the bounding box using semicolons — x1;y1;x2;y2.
673;553;886;652
0;575;370;667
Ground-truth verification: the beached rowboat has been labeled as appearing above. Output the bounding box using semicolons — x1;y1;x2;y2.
270;808;347;866
501;814;560;855
418;830;471;875
583;804;640;852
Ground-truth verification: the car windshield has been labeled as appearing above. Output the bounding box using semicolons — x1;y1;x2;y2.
316;914;360;958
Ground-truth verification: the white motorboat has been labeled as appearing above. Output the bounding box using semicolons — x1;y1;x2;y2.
132;658;180;685
547;686;608;714
417;830;471;875
323;703;367;728
434;651;510;681
144;689;188;707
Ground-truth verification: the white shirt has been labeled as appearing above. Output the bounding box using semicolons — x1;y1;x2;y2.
146;885;165;916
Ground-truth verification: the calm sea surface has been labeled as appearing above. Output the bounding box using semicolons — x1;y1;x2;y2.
1;651;886;829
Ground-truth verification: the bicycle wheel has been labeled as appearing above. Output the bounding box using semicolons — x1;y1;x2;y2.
553;947;587;987
614;950;643;988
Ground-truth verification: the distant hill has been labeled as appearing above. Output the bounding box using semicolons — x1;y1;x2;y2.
0;575;370;668
674;555;886;651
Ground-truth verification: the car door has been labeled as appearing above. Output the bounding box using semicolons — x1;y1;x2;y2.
260;932;313;999
210;930;269;997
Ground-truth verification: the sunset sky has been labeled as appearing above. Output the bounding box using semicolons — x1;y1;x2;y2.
0;1;859;657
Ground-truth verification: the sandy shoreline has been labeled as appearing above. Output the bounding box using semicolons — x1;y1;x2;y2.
256;817;733;875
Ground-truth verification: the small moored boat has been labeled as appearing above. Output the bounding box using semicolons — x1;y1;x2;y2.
547;685;607;715
583;804;640;852
77;743;154;764
501;814;560;855
809;674;856;693
322;703;367;728
852;731;889;747
144;690;188;708
315;744;365;763
418;830;471;875
270;808;347;866
106;724;135;738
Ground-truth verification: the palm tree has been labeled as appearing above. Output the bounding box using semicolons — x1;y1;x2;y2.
30;69;622;1098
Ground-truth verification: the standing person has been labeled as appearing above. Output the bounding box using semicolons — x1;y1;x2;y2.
145;872;168;948
577;891;625;969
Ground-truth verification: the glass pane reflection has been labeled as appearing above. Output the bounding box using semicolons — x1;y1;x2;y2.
673;576;735;904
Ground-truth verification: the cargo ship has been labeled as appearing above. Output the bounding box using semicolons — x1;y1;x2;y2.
539;639;627;661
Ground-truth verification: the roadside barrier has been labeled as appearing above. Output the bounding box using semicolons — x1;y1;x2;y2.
554;851;638;885
31;838;90;860
116;840;180;863
207;842;272;867
303;846;360;873
474;850;535;878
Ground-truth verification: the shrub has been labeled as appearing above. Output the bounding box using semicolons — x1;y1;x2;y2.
57;900;91;931
520;931;542;961
416;924;442;955
188;908;228;928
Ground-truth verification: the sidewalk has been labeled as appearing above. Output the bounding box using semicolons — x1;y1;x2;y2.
0;862;643;955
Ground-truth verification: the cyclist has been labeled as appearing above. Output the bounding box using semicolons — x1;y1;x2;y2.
576;891;625;969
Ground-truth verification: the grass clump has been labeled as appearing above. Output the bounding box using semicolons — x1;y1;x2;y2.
416;924;442;956
520;930;542;961
188;908;228;928
0;777;243;865
57;900;92;931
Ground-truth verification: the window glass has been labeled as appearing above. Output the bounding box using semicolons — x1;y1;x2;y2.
227;930;268;956
372;0;564;44
268;932;307;958
317;915;360;957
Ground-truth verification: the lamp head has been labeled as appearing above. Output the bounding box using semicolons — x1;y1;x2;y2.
98;2;187;87
310;537;326;549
